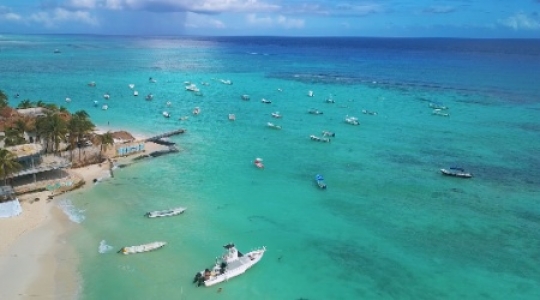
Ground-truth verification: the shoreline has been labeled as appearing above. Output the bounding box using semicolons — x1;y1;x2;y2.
0;140;172;299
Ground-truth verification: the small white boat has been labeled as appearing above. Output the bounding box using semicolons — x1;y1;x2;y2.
145;94;154;101
310;135;330;143
308;90;314;97
277;88;283;92
267;122;282;130
325;98;335;103
65;97;72;103
133;91;139;96
145;207;186;218
193;243;266;287
93;100;99;107
261;98;271;104
88;81;96;87
163;111;170;118
166;101;172;107
241;94;250;101
220;79;233;85
229;114;236;121
118;241;166;255
254;158;264;169
440;167;473;178
429;102;448;110
102;104;108;110
315;174;327;189
308;108;323;115
432;109;450;117
345;116;359;125
193;107;201;115
185;84;200;92
322;131;335;137
149;77;157;83
362;109;377;115
271;112;282;118
129;84;135;89
103;93;110;100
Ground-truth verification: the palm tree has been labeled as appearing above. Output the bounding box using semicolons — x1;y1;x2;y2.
36;112;68;154
0;148;22;186
17;99;34;109
99;131;114;160
0;90;8;109
67;111;95;161
36;100;45;107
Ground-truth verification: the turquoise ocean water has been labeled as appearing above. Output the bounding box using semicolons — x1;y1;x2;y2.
1;35;540;299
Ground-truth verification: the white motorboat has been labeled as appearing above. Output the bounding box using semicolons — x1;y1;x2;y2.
325;98;335;103
310;135;330;143
65;97;72;103
254;158;264;169
103;93;110;100
220;79;233;85
162;111;170;118
308;90;314;97
88;81;96;87
308;108;323;115
118;241;166;255
145;94;154;101
241;94;250;101
271;112;282;118
145;207;186;218
267;122;282;130
344;116;359;125
432;109;450;117
429;102;448;110
277;88;283;92
441;167;472;178
149;77;157;83
133;91;139;96
193;243;266;287
322;131;335;137
193;107;201;115
362;109;377;115
229;114;236;121
102;104;108;110
129;84;135;89
185;84;200;92
166;101;172;107
261;98;271;104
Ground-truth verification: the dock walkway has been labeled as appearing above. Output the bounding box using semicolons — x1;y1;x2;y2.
145;129;185;142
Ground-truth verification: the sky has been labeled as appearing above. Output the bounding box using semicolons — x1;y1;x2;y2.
0;0;539;38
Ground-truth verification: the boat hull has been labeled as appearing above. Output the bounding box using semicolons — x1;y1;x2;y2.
197;248;265;287
145;207;186;218
119;241;166;255
440;169;472;178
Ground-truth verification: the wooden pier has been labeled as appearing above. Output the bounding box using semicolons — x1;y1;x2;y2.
145;129;185;142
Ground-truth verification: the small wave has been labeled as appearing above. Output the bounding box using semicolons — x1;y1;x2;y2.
57;199;86;223
98;240;114;254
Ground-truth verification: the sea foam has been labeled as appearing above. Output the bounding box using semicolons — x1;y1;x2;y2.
57;199;86;223
98;240;114;254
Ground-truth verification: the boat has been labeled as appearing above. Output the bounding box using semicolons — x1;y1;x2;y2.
310;135;331;143
315;174;327;189
271;111;282;118
103;93;110;100
308;90;314;97
325;98;335;103
149;77;157;83
166;101;172;107
432;109;450;117
87;81;96;87
440;167;473;178
192;243;266;287
362;109;377;115
322;131;335;137
429;102;448;110
254;158;264;169
267;122;282;130
220;79;233;85
277;88;283;92
65;97;72;103
93;100;99;107
344;116;359;125
308;108;323;115
118;241;166;255
145;94;154;101
179;116;189;121
193;107;201;115
145;207;186;218
241;94;250;101
129;84;135;89
162;111;170;118
185;84;200;92
133;91;139;96
261;98;271;104
102;104;108;110
53;49;61;54
229;114;236;121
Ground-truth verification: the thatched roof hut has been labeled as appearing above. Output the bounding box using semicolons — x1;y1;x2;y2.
111;131;135;144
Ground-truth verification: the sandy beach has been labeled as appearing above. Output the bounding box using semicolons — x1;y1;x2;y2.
0;141;171;299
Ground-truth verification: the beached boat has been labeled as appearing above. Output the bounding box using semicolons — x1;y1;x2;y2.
254;158;264;169
241;94;250;101
271;111;282;118
118;241;166;255
261;98;272;104
440;167;473;178
229;114;236;121
267;122;282;130
308;108;323;115
193;243;266;287
315;174;327;189
344;116;359;125
145;207;186;218
310;135;331;143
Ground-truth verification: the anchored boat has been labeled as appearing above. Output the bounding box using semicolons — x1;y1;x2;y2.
118;241;166;255
315;174;327;189
145;207;186;218
440;167;472;178
193;243;266;287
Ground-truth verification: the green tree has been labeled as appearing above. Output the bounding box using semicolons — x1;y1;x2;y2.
0;90;8;109
36;112;68;154
36;100;45;107
17;99;34;109
67;110;94;161
0;148;22;186
98;131;114;160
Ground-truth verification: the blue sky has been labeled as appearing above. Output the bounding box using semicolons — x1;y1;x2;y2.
0;0;539;37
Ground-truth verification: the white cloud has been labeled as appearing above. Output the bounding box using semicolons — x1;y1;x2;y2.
0;5;22;22
186;12;226;29
499;12;540;30
29;8;99;28
247;13;304;29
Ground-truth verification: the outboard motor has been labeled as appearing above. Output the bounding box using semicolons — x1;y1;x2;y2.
193;272;201;284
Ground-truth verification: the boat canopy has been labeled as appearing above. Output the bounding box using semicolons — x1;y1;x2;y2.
316;174;324;181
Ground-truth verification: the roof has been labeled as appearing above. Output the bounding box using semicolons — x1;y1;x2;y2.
5;143;43;158
111;131;135;142
16;107;49;117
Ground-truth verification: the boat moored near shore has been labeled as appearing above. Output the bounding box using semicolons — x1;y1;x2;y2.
118;241;166;254
145;207;186;218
